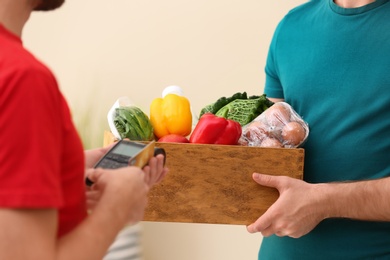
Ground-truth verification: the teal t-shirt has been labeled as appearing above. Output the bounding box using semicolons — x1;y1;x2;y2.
261;0;390;259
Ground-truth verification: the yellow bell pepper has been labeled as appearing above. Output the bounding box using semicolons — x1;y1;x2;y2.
150;93;192;139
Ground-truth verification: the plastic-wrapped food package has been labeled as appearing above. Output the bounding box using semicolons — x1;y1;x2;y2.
239;102;309;148
107;97;155;141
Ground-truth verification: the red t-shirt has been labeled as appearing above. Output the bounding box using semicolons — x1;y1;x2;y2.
0;25;87;237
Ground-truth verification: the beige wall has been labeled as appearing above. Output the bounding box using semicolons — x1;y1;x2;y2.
24;0;305;259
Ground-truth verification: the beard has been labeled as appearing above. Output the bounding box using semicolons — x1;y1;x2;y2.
34;0;65;11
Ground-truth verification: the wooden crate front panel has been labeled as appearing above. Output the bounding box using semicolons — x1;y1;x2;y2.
144;142;304;225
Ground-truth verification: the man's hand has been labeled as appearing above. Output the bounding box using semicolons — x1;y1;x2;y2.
142;154;168;189
86;166;149;225
246;173;327;238
84;144;115;169
85;154;168;223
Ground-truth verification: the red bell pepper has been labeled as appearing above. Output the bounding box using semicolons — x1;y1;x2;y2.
189;113;242;145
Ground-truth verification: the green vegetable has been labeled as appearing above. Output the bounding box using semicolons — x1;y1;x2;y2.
215;95;273;126
114;106;154;141
200;92;274;126
199;92;249;118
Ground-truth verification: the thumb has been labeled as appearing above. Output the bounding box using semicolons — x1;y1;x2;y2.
252;173;280;189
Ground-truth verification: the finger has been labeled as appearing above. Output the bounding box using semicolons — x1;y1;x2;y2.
85;168;104;187
84;169;95;187
252;173;281;190
155;154;165;174
150;155;164;183
155;167;169;184
85;190;101;209
275;231;286;237
86;199;98;210
247;211;273;234
85;183;92;191
145;155;162;185
152;156;168;185
86;190;101;201
260;225;277;237
143;165;151;185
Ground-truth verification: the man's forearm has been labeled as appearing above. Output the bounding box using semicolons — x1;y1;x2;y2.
57;197;129;260
321;177;390;221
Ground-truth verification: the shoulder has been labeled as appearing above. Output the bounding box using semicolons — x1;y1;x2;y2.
0;32;56;86
0;45;62;116
1;45;59;95
282;0;323;22
273;0;324;37
287;0;323;15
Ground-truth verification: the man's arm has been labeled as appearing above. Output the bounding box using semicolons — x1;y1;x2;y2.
322;176;390;221
247;173;390;238
0;209;57;260
0;155;167;260
0;168;146;260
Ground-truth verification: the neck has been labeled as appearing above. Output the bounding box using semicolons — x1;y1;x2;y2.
334;0;376;8
0;0;37;37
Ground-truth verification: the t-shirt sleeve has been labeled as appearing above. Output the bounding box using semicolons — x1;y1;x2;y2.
264;19;286;99
0;66;64;208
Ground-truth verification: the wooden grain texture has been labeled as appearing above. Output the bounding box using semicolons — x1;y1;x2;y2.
103;132;305;225
149;142;304;225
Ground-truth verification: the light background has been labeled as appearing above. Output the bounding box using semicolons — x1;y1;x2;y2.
23;0;305;259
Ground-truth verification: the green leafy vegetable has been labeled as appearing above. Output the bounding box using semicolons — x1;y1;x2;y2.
200;92;274;126
114;106;154;141
215;95;271;126
199;92;249;118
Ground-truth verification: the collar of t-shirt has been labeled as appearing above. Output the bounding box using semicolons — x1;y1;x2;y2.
329;0;390;15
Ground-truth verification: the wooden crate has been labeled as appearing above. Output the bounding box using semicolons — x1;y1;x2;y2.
103;131;304;225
